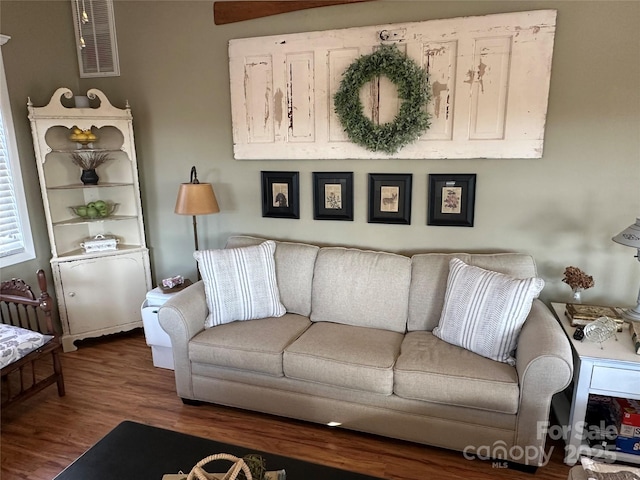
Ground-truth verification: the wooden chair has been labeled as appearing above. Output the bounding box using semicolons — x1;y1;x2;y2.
1;269;65;409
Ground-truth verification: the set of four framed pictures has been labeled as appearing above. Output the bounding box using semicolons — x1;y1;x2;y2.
261;171;476;227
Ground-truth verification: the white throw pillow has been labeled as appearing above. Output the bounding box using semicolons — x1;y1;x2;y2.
195;240;286;328
433;258;544;365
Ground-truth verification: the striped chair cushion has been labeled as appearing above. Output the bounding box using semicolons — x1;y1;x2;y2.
195;240;286;328
432;258;544;365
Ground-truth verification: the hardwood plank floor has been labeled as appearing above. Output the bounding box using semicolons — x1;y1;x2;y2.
1;329;574;479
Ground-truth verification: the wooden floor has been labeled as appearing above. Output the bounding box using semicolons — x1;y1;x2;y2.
1;329;574;480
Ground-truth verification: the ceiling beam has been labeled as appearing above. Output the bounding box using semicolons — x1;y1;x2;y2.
213;1;373;25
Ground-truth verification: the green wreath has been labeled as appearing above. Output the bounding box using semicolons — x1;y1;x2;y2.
334;44;431;154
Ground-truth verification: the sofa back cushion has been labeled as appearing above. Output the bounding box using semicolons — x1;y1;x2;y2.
408;253;538;331
226;236;319;316
311;247;411;333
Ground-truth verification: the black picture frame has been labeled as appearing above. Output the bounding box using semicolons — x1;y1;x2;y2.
261;171;300;219
427;174;476;227
312;172;354;221
368;173;412;225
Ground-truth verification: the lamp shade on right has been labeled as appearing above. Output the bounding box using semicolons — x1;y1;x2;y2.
612;218;640;248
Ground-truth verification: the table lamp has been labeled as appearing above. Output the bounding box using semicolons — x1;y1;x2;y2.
174;166;220;280
612;217;640;321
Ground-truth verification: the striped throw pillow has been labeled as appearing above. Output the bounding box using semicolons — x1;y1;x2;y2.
433;258;544;365
195;240;286;328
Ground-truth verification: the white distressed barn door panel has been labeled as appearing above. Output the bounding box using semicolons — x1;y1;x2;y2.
229;10;556;159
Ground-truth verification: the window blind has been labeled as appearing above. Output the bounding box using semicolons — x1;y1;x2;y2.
0;108;25;258
0;33;34;267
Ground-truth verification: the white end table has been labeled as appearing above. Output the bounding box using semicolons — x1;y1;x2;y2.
550;302;640;465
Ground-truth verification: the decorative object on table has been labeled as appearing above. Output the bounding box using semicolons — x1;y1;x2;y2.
162;275;185;290
161;452;286;480
69;127;97;147
630;321;640;355
572;325;585;341
583;316;619;348
261;171;300;219
69;200;117;219
565;303;625;331
159;278;192;294
174;166;220;281
367;173;412;225
312;172;353;221
427;174;476;227
562;266;595;304
79;234;119;253
333;44;430;154
612;218;640;321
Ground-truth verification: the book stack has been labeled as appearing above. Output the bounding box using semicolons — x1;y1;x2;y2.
565;303;625;332
612;397;640;455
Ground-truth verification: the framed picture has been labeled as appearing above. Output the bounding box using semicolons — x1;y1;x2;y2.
368;173;412;225
312;172;353;221
427;174;476;227
261;171;300;219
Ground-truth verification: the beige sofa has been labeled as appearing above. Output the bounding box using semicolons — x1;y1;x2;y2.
159;236;573;467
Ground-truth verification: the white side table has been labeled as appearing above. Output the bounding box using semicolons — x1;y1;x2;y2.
141;282;191;370
551;302;640;465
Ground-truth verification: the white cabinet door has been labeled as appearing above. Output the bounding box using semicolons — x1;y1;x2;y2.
229;10;556;159
55;250;150;351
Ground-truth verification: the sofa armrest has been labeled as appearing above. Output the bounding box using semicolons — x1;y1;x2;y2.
158;281;208;399
513;299;573;464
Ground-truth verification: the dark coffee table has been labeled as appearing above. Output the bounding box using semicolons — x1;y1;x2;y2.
54;421;383;479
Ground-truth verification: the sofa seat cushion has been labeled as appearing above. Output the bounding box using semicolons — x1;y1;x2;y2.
394;331;520;414
284;322;404;394
189;314;311;377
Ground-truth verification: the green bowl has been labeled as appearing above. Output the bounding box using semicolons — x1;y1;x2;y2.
69;202;118;220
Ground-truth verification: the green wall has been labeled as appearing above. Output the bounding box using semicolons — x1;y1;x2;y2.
1;1;639;313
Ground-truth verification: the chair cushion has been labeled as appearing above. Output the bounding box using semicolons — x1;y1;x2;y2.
0;324;53;369
195;240;286;327
432;258;544;365
284;322;404;394
189;314;311;376
394;331;520;414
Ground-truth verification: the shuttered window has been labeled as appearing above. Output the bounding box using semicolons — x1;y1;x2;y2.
0;34;35;267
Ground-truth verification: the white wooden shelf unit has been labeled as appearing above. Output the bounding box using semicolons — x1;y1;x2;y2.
28;88;152;352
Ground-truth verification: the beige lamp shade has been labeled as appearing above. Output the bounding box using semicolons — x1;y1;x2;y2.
174;183;220;216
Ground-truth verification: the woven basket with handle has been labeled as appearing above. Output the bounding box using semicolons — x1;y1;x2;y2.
187;453;252;480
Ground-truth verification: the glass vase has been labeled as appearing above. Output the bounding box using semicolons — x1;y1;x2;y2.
572;288;583;304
